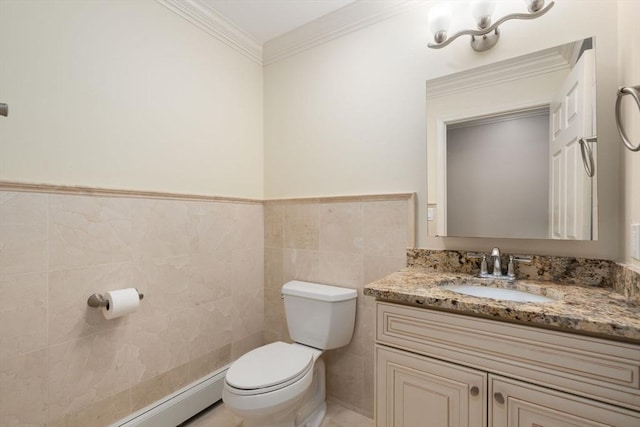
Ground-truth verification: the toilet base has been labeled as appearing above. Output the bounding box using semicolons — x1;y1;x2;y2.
236;358;327;427
294;358;326;427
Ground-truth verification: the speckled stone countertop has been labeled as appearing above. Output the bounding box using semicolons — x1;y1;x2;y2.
364;268;640;343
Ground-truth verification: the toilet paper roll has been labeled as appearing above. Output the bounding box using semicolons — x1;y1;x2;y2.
102;288;140;319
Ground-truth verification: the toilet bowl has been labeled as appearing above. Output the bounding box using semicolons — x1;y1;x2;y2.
223;342;323;427
222;281;357;427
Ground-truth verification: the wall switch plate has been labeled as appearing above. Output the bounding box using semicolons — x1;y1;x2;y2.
427;207;435;221
632;224;640;260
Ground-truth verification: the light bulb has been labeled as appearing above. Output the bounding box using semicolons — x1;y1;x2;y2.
428;3;452;35
471;0;496;29
523;0;545;13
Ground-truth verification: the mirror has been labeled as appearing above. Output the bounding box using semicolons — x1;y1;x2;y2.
427;37;597;240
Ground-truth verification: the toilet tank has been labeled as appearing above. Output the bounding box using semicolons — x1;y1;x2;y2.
282;281;357;350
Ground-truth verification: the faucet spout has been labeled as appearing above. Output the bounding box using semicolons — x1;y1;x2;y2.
490;247;501;276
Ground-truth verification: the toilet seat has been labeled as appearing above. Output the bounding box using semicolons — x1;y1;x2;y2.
225;342;314;395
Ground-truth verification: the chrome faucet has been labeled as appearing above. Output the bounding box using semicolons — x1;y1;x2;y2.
490;247;502;276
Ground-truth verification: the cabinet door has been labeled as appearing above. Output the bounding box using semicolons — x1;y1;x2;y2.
376;345;487;427
490;375;640;427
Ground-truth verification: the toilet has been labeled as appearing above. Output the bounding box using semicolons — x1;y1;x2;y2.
222;280;357;427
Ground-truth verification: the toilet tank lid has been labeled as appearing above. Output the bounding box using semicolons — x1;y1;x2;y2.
282;281;357;302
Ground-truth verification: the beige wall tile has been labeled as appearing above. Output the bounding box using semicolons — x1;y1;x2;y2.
189;344;232;382
0;273;48;359
319;203;364;254
0;191;268;424
264;288;288;343
131;364;190;413
49;195;134;270
363;255;406;284
282;248;319;283
363;201;409;257
186;250;233;307
133;256;192;319
283;204;319;250
48;264;133;345
0;223;47;276
131;198;194;260
325;351;364;413
0;349;48;425
264;204;284;248
187;298;233;361
231;248;264;341
319;251;364;290
129;310;191;383
265;247;283;291
234;204;264;250
47;330;135;421
231;331;264;360
187;201;237;254
48;389;130;427
0;192;47;224
0;193;48;277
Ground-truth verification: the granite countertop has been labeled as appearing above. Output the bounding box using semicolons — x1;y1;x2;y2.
364;268;640;343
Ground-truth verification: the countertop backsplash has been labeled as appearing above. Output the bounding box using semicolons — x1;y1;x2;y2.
406;248;640;304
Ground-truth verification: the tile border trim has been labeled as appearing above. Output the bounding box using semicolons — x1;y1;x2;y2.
0;181;262;204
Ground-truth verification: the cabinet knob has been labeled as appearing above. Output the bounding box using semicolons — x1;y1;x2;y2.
469;386;479;396
494;392;505;404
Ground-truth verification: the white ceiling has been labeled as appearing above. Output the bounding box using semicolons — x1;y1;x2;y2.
203;0;356;44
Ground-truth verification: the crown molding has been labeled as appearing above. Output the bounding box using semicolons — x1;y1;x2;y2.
155;0;262;64
426;45;571;99
263;0;417;65
156;0;416;66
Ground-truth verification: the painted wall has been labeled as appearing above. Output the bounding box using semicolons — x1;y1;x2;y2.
0;0;264;199
446;114;549;239
618;0;640;266
264;0;621;259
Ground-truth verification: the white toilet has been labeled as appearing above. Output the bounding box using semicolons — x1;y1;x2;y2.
222;280;357;427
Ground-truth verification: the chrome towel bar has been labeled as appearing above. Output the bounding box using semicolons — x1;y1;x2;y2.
615;85;640;152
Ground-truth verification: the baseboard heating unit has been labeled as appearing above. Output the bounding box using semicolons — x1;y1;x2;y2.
112;365;229;427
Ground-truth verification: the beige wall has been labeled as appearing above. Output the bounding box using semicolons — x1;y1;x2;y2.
618;0;640;266
264;196;412;417
264;0;621;259
0;190;264;425
0;0;264;199
0;0;265;424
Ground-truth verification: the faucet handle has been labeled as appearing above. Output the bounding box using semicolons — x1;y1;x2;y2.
507;256;516;278
512;255;532;263
466;252;485;259
507;255;531;278
467;253;488;276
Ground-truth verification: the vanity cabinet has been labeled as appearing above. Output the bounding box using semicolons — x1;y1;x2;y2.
375;302;640;427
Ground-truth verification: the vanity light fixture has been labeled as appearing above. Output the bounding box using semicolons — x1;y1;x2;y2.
428;0;555;52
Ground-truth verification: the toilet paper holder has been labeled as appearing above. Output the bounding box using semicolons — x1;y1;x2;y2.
87;289;144;309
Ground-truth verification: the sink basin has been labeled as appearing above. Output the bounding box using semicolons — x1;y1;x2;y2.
441;284;555;303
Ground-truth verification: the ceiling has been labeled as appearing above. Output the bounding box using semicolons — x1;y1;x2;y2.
203;0;357;44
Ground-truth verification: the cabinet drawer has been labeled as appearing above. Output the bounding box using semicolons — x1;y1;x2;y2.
490;375;640;427
376;302;640;411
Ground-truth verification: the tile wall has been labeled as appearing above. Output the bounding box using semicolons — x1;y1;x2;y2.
263;195;414;417
0;190;265;426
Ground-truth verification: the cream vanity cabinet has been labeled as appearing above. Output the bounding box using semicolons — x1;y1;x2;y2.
375;302;640;427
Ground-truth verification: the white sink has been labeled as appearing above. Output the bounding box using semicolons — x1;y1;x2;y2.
441;284;555;303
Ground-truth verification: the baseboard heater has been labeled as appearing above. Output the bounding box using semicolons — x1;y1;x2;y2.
112;365;229;427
